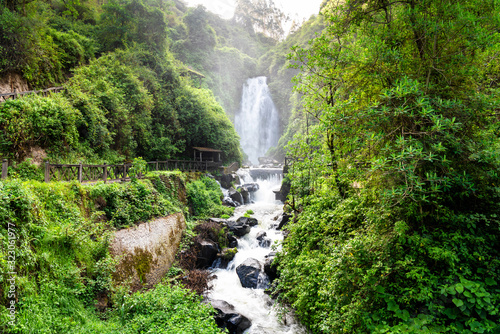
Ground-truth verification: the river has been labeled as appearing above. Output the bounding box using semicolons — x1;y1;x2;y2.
209;168;307;334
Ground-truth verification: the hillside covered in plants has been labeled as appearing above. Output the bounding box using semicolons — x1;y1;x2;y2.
0;0;270;165
275;0;500;333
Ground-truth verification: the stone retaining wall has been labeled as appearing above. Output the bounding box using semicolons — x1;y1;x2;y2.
110;213;186;289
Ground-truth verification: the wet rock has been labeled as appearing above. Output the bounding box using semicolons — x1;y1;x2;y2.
217;174;234;189
223;196;239;207
209;218;227;224
211;300;252;334
276;213;291;230
215;247;238;269
256;231;271;248
195;239;219;269
228;234;238;248
263;252;278;282
225;220;251;237
228;188;243;206
239;187;250;204
242;183;259;192
236;258;263;288
236;216;258;227
207;219;238;246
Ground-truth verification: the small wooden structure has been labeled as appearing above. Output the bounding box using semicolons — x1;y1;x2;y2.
193;147;222;163
179;67;205;87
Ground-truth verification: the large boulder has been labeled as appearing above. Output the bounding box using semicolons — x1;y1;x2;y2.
228;188;243;206
210;300;251;334
263;252;278;283
256;231;271;248
227;234;238;248
236;183;259;204
236;258;264;289
276;213;291;230
225;220;250;237
239;187;250;204
236;216;258;227
217;174;234;189
223;196;239;207
242;183;259;192
195;239;219;269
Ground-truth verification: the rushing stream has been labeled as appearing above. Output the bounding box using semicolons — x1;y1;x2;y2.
209;169;307;333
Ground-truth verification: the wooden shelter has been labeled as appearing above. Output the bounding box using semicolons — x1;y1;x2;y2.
193;147;222;163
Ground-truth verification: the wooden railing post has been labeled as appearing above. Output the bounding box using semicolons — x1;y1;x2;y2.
103;163;107;183
13;88;17;100
123;163;127;181
156;160;158;171
78;162;83;182
44;161;50;182
2;159;8;179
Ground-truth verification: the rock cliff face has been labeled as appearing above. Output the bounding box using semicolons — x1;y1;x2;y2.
110;213;186;290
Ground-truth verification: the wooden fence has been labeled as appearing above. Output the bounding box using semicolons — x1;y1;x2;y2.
0;159;222;183
0;87;65;102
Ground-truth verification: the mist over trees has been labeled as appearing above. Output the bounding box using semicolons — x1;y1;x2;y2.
233;0;289;40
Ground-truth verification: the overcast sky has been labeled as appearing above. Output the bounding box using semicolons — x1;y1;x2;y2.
182;0;324;22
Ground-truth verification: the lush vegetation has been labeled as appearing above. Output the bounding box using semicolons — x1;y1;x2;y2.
276;0;500;333
0;0;244;164
5;0;500;332
186;176;233;219
0;171;229;333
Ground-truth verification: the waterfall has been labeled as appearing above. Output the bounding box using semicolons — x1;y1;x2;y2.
235;77;280;166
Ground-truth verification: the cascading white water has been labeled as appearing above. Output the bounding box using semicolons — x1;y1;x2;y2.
235;77;280;166
209;169;307;334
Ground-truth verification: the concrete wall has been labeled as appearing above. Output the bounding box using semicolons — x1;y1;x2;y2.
110;213;186;290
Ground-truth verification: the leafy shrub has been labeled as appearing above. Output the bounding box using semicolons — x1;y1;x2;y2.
89;179;178;228
110;283;222;334
0;94;81;159
186;176;233;218
6;159;43;181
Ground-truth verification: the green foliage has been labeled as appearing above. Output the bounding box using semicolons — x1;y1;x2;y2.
6;159;43;181
128;157;147;180
0;179;114;333
277;0;500;333
65;52;153;157
0;2;95;86
0;177;222;333
89;179;178;228
98;0;168;55
174;85;242;162
186;176;233;218
1;0;244;166
109;283;222;334
0;93;81;159
234;0;289;40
